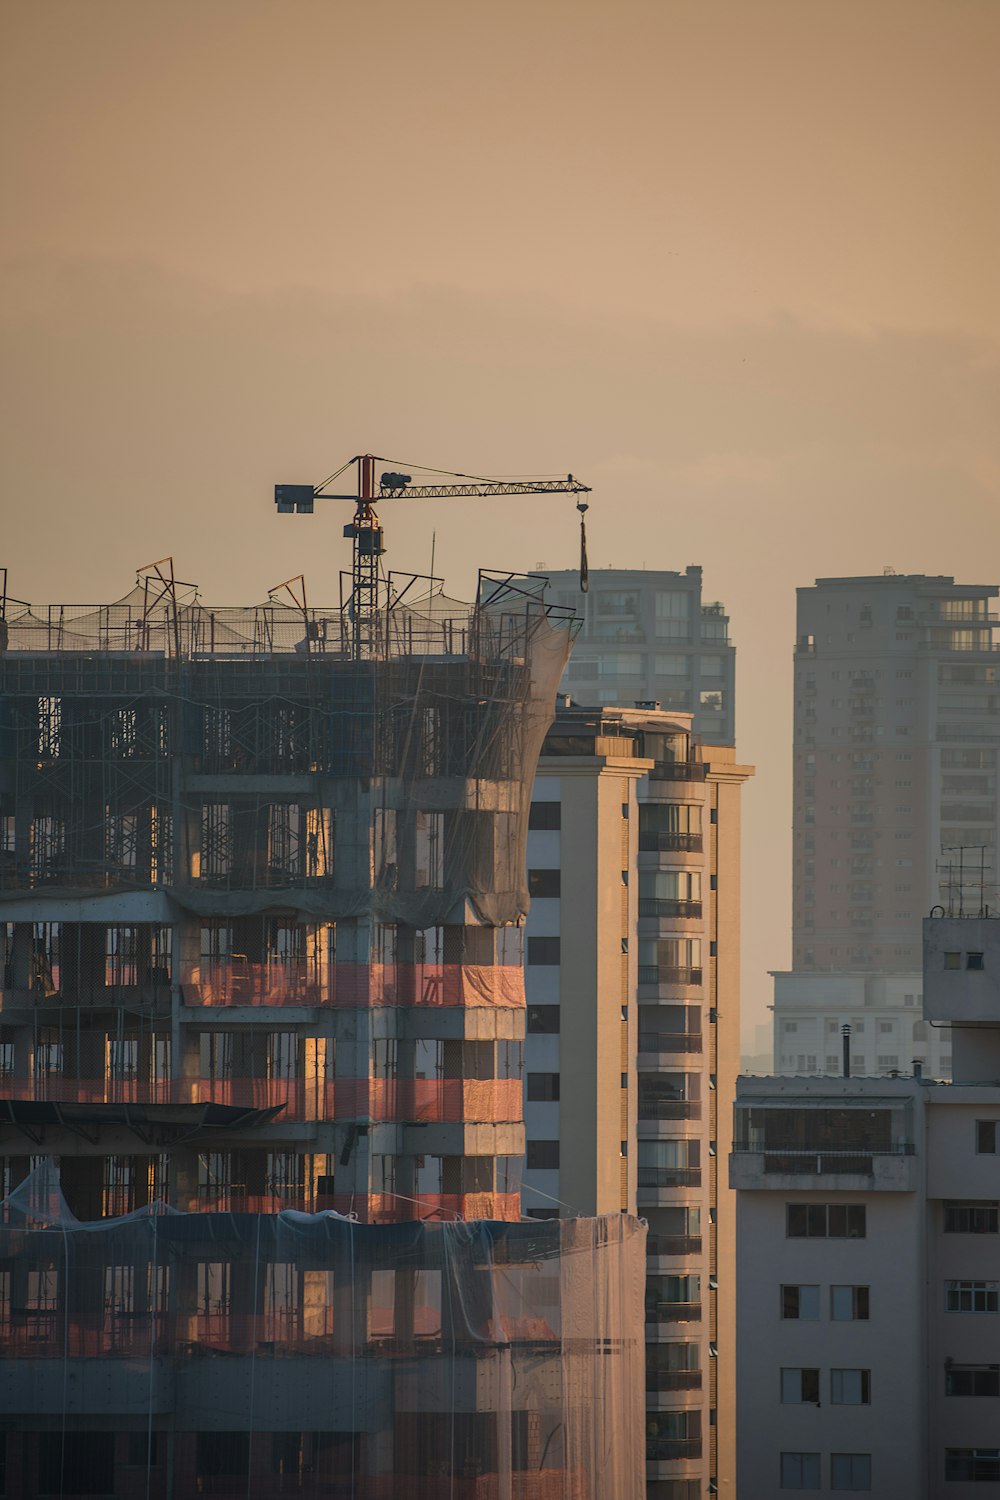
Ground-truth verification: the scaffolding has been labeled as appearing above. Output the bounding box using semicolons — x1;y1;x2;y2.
0;570;578;1223
0;1162;646;1499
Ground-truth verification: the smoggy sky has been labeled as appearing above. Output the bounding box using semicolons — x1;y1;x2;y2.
2;0;998;1042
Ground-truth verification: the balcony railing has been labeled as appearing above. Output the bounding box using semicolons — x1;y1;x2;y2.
646;1437;703;1461
638;967;703;988
733;1144;915;1176
646;1234;702;1256
638;1169;701;1190
638;832;703;853
649;761;707;782
645;1302;701;1324
638;1032;703;1055
638;1099;701;1122
639;898;702;920
646;1369;703;1392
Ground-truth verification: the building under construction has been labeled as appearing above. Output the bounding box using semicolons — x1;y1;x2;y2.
0;570;575;1221
0;569;648;1496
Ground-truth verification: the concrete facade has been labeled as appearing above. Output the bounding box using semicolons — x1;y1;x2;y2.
521;705;752;1499
733;915;1000;1499
775;572;1000;1078
539;567;736;746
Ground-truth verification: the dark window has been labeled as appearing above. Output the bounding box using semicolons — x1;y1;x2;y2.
527;1005;560;1034
529;802;561;830
968;952;985;971
525;1207;559;1221
977;1121;999;1155
527;1072;560;1102
39;1433;115;1495
528;869;561;897
944;1201;999;1234
830;1368;870;1405
781;1367;820;1404
946;1280;999;1312
830;1452;871;1490
781;1284;819;1320
527;937;561;965
945;1449;1000;1481
527;1139;560;1170
786;1203;866;1239
831;1285;869;1321
946;1365;1000;1397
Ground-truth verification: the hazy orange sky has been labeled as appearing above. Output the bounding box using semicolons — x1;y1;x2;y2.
2;0;998;1040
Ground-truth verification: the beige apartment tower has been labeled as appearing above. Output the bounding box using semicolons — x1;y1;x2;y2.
774;572;1000;1079
521;704;751;1499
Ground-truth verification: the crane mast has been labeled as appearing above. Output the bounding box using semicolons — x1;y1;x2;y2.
275;452;590;658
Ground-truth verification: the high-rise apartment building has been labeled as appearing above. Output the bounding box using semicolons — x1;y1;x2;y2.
521;704;752;1499
732;913;1000;1499
773;573;1000;1076
539;567;736;745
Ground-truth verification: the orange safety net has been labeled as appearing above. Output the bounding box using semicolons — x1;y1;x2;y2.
6;1077;522;1125
183;962;526;1008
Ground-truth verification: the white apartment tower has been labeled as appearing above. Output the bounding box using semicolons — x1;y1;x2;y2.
733;914;1000;1498
522;705;752;1499
773;573;1000;1078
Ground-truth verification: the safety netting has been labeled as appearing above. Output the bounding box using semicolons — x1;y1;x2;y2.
0;1162;646;1499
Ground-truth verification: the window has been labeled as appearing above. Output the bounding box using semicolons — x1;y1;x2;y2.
977;1121;998;1155
944;1202;999;1234
946;1280;999;1312
527;1005;560;1034
781;1368;820;1404
526;1140;559;1170
831;1285;869;1321
528;801;560;830
528;868;561;897
39;1432;116;1494
782;1284;820;1320
780;1452;820;1490
786;1204;866;1239
945;1450;1000;1482
946;1365;1000;1397
831;1369;870;1405
831;1453;871;1490
968;952;985;971
944;951;962;970
527;1072;560;1102
527;937;560;966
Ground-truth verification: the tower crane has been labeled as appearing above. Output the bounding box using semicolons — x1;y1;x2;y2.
275;453;590;657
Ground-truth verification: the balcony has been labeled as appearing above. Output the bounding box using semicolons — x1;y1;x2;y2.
649;761;707;782
645;1302;701;1325
638;967;703;988
638;1099;701;1122
646;1369;702;1392
646;1233;702;1256
638;1032;703;1055
639;898;703;921
638;832;703;854
638;1169;702;1190
730;1145;917;1191
646;1438;702;1461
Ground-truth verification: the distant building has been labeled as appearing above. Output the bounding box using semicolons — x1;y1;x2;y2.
732;914;1000;1498
539;567;736;746
521;704;752;1498
774;572;1000;1077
